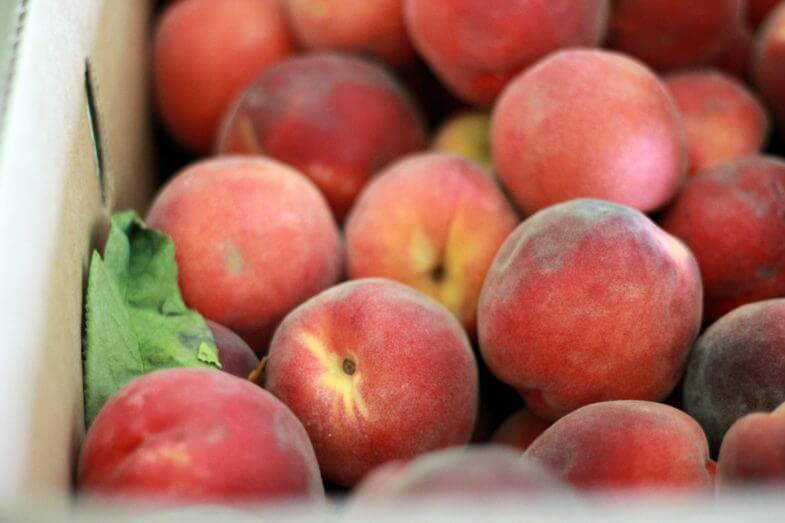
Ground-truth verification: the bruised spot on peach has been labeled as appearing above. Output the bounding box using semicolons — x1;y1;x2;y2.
299;332;370;421
224;242;245;274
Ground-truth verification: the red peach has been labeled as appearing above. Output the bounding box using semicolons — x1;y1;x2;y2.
78;368;323;505
491;49;687;215
206;320;259;379
153;0;295;153
282;0;414;67
607;0;743;71
351;446;563;500
345;153;519;334
146;157;343;354
717;400;785;485
683;299;785;451
216;53;427;220
664;71;769;175
478;199;703;420
525;401;714;491
491;409;552;451
660;156;785;323
753;2;785;130
403;0;609;107
264;279;478;487
431;112;493;173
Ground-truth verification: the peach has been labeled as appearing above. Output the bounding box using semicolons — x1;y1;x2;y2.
491;409;552;451
215;53;427;220
478;199;703;420
607;0;743;71
683;299;785;452
264;279;478;487
664;71;769;175
660;156;785;323
753;2;785;130
431;112;492;173
403;0;609;107
351;446;562;500
153;0;295;153
146;157;343;354
525;401;714;491
78;368;323;505
206;320;259;379
491;49;687;215
344;153;519;333
282;0;414;67
748;0;782;29
717;401;785;485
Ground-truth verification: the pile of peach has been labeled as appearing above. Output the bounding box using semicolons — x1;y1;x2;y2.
79;0;785;509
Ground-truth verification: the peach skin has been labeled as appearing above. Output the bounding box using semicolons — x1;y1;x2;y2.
264;278;479;487
478;199;703;420
345;153;519;334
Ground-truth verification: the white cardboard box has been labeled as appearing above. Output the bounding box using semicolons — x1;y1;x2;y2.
0;0;153;501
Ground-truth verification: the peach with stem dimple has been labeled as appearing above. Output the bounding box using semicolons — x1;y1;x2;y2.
345;153;519;334
264;279;479;487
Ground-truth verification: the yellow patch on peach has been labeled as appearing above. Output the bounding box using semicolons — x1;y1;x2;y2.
409;228;439;273
299;332;370;421
141;441;191;465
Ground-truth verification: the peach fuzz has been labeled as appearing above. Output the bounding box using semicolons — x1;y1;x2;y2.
478;199;703;420
607;0;743;71
216;53;427;220
664;71;769;175
78;368;323;505
683;299;785;452
264;278;478;487
491;49;687;215
491;409;552;451
153;0;295;153
718;401;785;486
403;0;609;107
351;446;563;500
345;153;519;334
525;401;714;491
282;0;414;67
753;2;785;130
206;320;259;379
431;112;493;173
146;157;343;354
660;156;785;323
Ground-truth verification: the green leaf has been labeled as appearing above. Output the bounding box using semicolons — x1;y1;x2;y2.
83;211;221;426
